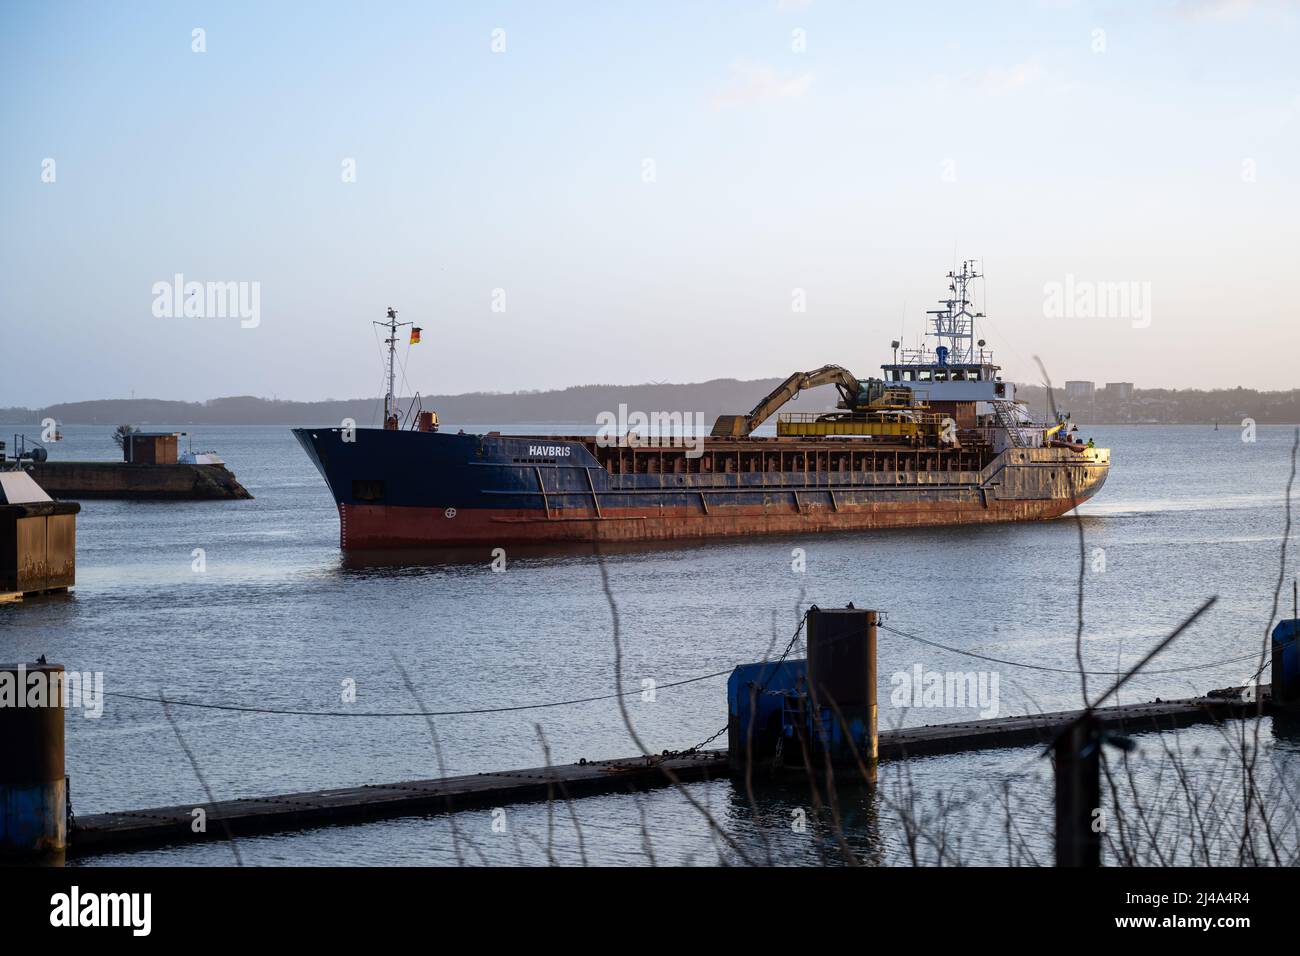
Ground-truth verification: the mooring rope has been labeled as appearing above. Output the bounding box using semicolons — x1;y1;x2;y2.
96;615;1260;720
877;622;1257;677
103;668;733;718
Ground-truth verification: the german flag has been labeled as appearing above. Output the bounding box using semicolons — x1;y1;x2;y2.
410;327;422;345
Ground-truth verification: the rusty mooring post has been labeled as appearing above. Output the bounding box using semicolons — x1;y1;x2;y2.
1054;714;1101;867
806;607;878;770
0;662;67;864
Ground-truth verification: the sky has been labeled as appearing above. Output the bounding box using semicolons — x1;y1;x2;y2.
1;0;1297;407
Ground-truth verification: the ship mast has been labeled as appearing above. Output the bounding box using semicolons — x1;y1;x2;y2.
375;307;411;430
925;260;983;364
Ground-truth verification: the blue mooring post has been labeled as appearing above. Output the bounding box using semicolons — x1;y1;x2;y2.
0;662;67;864
1272;618;1300;706
727;606;878;776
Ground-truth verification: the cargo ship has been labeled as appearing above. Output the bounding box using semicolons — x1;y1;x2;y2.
295;264;1109;549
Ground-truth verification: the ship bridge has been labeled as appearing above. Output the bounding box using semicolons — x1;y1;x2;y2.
882;259;1016;405
880;359;1013;403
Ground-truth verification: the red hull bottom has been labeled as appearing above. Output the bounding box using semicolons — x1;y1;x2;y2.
338;497;1089;550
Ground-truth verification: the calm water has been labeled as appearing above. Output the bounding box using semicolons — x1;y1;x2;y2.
2;421;1299;865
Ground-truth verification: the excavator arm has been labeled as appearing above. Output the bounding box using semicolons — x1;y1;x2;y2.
711;364;862;438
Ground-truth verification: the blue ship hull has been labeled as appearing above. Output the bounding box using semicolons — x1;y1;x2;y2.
293;426;1110;550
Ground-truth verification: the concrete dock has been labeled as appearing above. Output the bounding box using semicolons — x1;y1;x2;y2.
876;685;1270;759
69;686;1273;857
25;461;251;500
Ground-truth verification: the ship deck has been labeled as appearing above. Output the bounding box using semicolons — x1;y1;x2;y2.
549;432;1000;479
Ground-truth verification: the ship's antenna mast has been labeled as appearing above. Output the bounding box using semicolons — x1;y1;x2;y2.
375;306;412;430
925;259;982;363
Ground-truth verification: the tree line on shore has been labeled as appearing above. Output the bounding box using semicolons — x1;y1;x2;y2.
3;381;1297;426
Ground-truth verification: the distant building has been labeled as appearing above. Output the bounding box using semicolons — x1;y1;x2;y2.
1064;381;1095;401
1103;382;1135;402
125;432;179;464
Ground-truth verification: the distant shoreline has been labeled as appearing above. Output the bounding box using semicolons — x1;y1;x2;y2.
3;379;1298;427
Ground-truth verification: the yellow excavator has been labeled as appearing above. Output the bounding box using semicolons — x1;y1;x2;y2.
710;365;932;439
711;365;860;438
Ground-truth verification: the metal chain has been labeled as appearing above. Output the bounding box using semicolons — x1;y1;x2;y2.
650;608;814;765
648;722;728;765
686;722;729;753
745;607;812;705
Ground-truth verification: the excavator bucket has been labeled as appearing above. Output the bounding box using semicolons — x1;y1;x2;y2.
710;415;749;438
